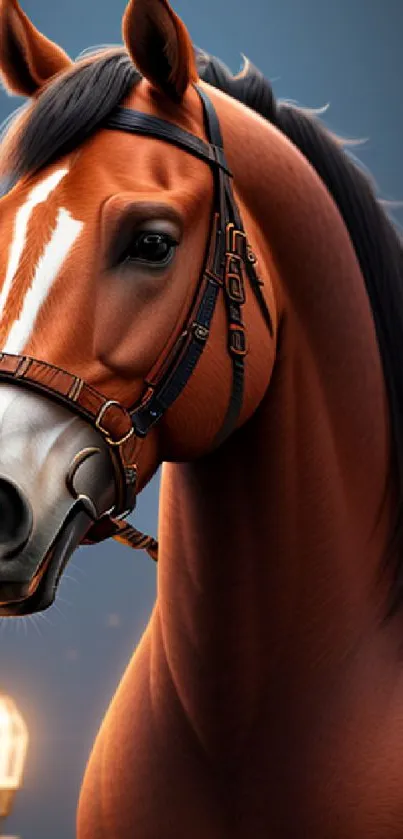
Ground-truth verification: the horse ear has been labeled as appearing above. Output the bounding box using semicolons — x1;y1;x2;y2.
0;0;72;97
122;0;198;103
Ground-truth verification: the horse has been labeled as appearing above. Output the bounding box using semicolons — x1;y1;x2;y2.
0;0;402;835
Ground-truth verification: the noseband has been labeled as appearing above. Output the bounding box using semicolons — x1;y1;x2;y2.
0;86;273;561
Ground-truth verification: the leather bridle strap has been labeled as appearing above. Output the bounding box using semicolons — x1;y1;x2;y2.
82;515;158;561
105;108;232;176
0;350;159;558
197;86;254;448
0;352;140;515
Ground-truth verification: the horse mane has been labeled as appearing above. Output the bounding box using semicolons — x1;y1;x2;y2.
1;45;403;613
0;48;140;185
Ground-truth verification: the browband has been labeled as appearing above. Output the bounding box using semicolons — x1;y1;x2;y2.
105;107;232;176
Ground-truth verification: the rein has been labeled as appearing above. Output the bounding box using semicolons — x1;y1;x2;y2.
0;86;273;563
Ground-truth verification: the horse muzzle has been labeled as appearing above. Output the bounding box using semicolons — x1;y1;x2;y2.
0;384;117;615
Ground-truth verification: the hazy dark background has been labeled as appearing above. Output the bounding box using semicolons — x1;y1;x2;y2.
0;1;402;837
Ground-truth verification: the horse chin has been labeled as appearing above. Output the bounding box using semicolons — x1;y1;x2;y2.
0;508;92;617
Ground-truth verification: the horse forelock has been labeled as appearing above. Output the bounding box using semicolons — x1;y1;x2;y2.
0;48;140;185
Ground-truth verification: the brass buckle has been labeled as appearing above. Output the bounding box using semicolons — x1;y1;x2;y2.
226;223;247;257
228;324;247;357
224;253;246;304
95;401;135;447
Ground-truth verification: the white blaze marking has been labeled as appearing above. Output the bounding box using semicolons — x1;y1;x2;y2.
3;206;83;354
0;168;70;319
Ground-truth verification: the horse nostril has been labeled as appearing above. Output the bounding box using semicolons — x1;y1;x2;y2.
0;477;33;558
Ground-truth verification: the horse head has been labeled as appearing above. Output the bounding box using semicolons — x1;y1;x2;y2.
0;0;274;615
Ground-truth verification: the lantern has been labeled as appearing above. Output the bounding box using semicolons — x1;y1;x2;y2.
0;694;28;827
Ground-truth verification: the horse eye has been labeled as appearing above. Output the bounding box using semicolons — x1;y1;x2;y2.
122;231;177;266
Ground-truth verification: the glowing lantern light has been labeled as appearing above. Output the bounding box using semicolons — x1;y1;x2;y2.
0;694;29;832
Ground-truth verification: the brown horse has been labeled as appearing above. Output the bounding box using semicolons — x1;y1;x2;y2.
0;0;403;835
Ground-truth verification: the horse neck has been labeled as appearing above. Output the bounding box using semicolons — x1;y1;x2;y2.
153;88;397;758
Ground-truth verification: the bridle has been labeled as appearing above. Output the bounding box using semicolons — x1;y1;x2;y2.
0;85;273;562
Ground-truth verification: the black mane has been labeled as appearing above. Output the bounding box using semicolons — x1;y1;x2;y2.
2;45;403;613
0;48;140;181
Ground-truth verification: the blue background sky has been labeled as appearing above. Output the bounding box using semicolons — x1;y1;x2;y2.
1;1;402;837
